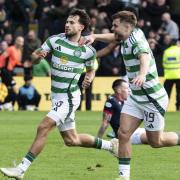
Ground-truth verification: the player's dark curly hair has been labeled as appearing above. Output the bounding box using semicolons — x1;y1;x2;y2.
69;8;90;32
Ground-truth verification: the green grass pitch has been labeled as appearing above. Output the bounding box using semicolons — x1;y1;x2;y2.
0;111;180;180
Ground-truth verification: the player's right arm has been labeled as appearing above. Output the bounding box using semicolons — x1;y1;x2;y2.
31;48;48;64
93;33;116;42
80;33;116;46
97;111;112;138
31;37;53;64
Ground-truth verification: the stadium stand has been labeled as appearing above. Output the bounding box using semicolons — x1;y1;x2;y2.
0;0;179;111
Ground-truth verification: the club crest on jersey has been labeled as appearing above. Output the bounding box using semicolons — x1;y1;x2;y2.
73;49;81;57
60;56;68;64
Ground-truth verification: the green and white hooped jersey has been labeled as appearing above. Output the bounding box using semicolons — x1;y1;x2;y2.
41;33;96;100
121;28;167;103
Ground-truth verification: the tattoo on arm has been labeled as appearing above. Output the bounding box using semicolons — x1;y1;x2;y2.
97;112;111;138
103;112;112;122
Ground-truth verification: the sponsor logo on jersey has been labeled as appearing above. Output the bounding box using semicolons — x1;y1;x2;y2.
53;63;74;72
60;65;74;72
60;56;68;64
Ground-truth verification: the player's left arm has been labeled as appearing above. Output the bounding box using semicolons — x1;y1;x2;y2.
82;69;95;89
139;53;150;76
82;46;96;89
131;42;150;87
132;53;150;87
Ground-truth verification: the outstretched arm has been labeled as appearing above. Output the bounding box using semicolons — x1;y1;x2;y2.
80;33;116;46
31;48;49;64
93;33;116;43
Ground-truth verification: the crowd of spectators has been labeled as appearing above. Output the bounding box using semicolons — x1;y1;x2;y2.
0;0;180;110
0;0;179;76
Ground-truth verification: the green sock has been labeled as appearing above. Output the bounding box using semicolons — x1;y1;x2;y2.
25;152;36;162
94;137;102;149
119;158;131;165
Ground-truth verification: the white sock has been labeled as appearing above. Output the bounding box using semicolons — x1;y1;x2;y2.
130;128;145;144
18;158;31;172
101;140;112;151
119;164;130;179
131;133;142;144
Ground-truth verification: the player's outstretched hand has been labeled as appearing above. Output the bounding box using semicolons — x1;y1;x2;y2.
79;35;95;46
32;49;49;64
132;74;146;87
36;50;48;58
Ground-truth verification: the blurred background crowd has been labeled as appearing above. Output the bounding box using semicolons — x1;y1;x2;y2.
0;0;180;111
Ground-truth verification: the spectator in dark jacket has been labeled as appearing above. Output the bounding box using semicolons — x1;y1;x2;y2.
6;0;32;36
23;30;41;76
18;75;41;111
50;0;72;34
140;0;169;31
34;0;55;41
0;0;10;39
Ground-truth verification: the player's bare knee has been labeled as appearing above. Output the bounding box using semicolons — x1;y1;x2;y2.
118;129;130;142
37;123;50;137
37;117;55;136
64;137;80;146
